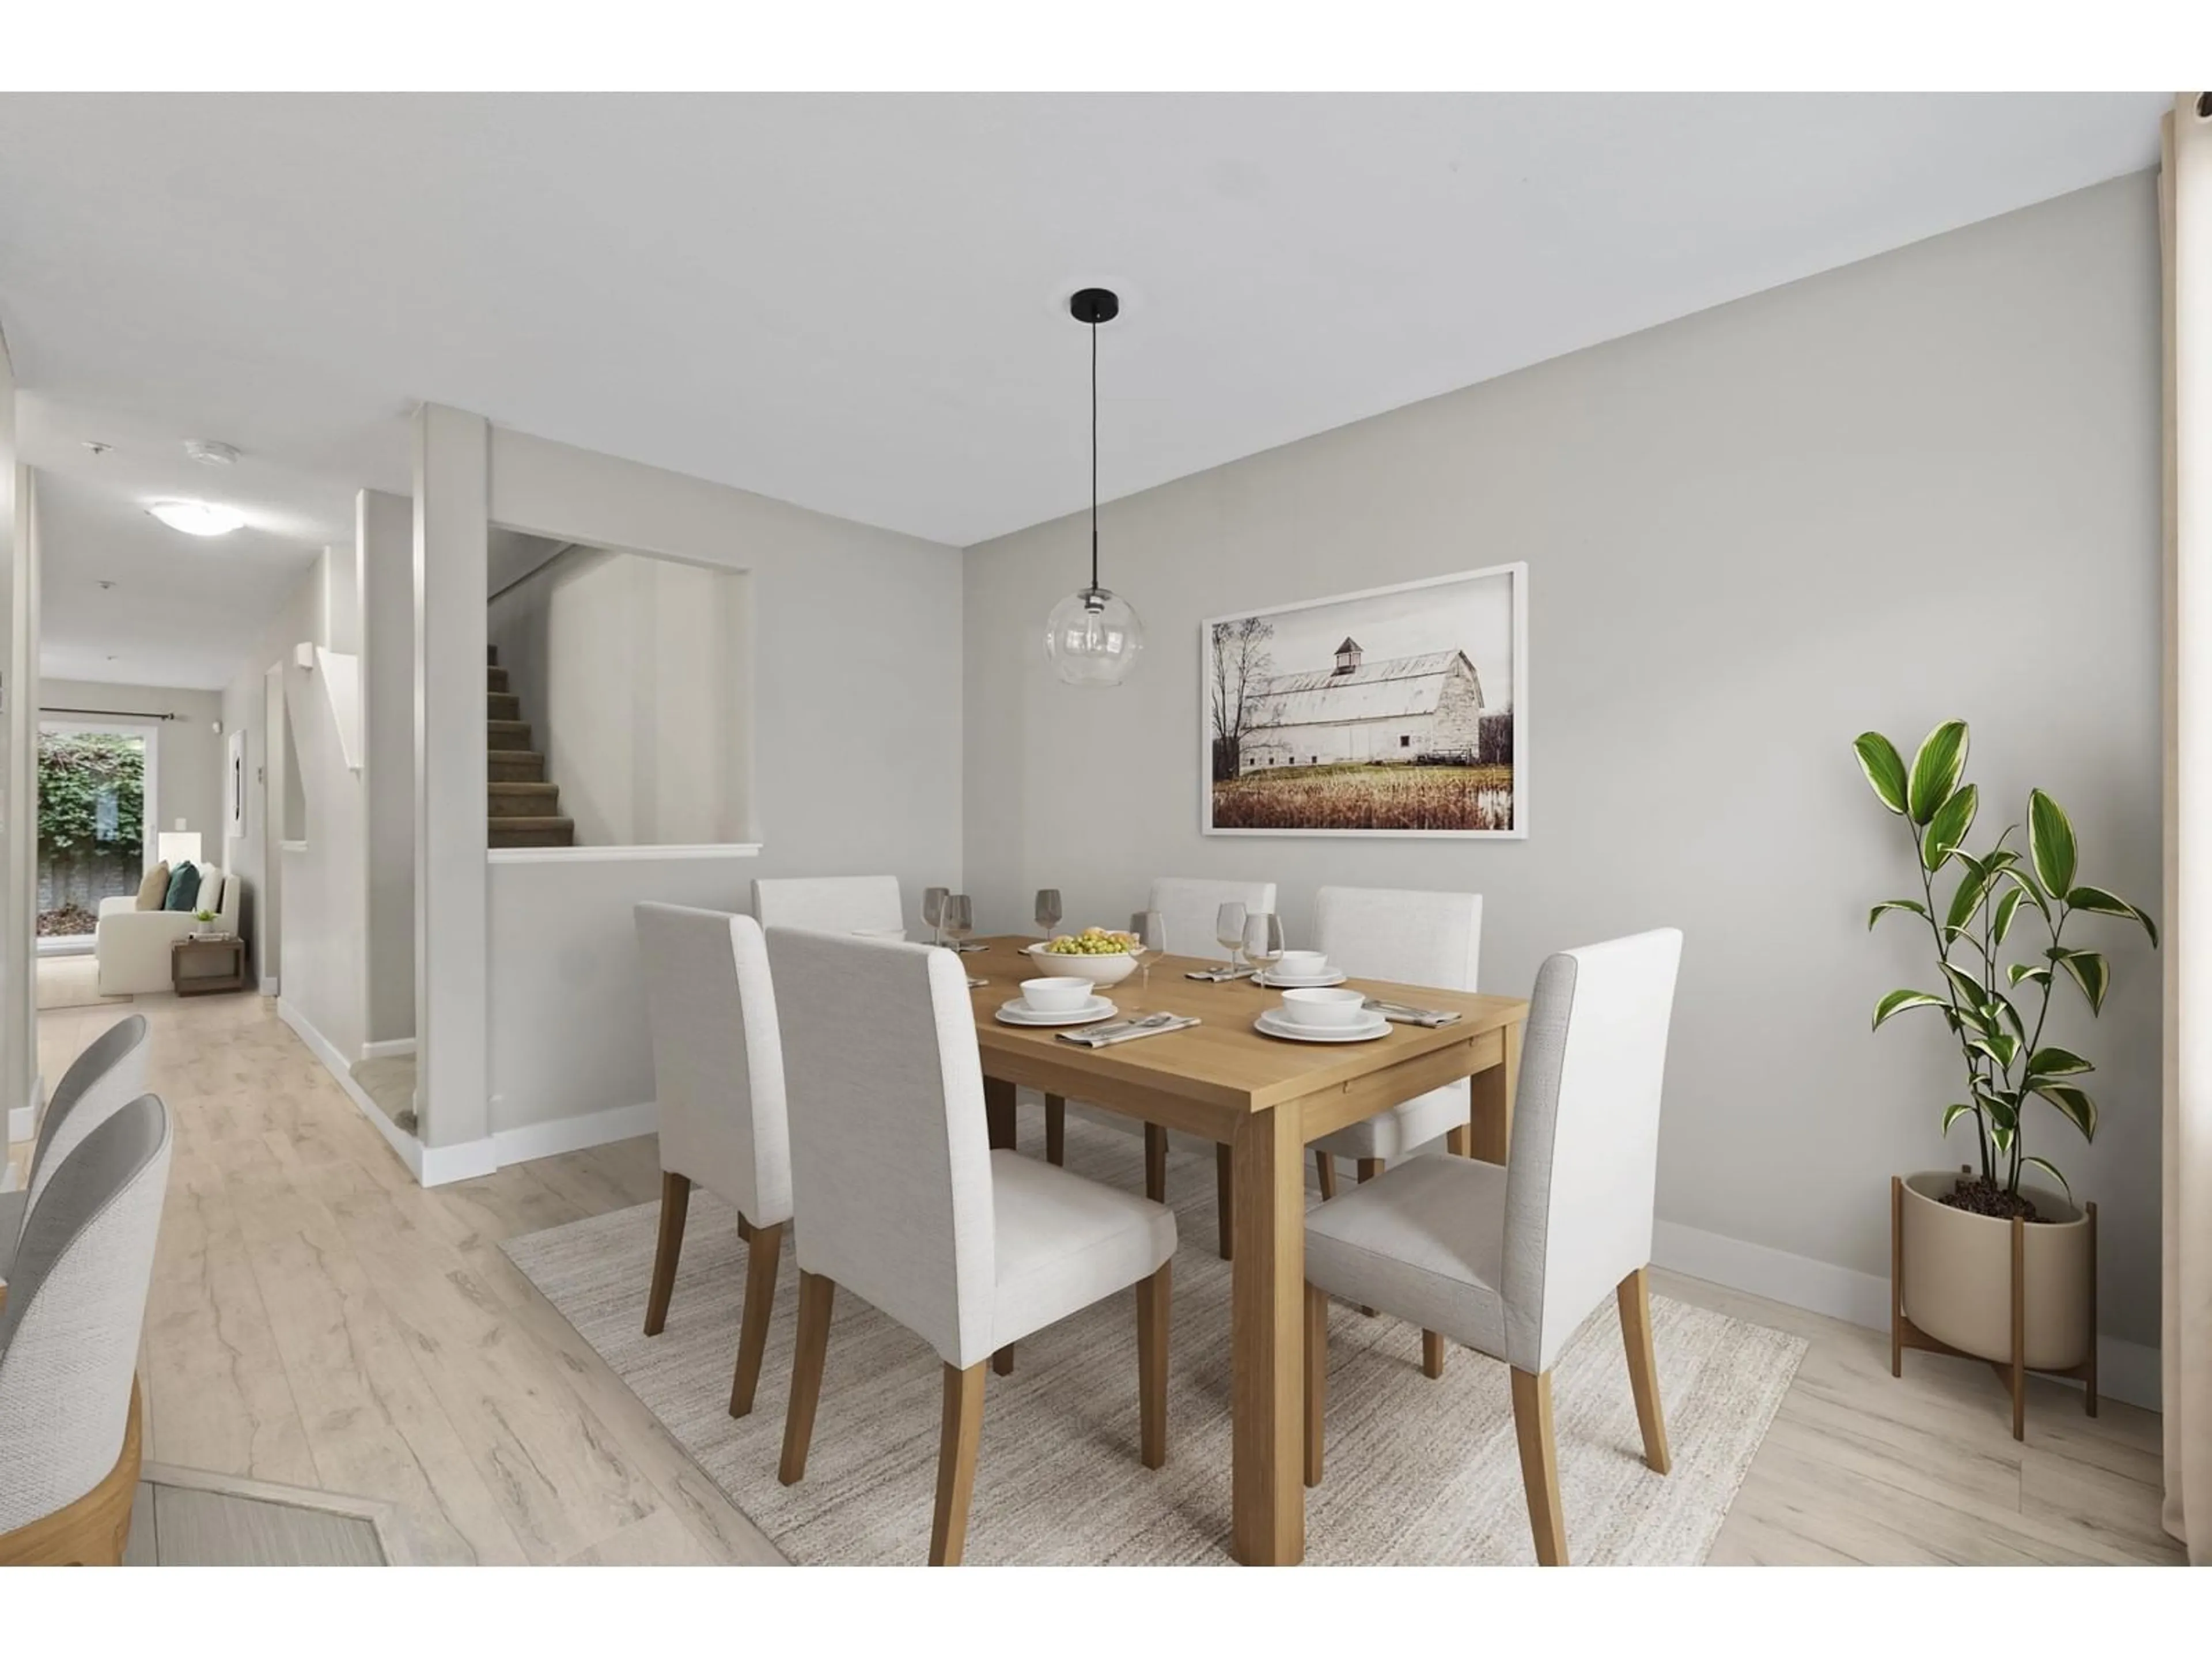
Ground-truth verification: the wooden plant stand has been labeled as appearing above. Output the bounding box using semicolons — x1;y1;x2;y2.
1890;1174;2097;1441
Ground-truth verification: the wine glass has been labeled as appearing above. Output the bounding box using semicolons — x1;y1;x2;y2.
1214;902;1248;978
1130;909;1166;1003
1035;888;1063;937
1243;911;1285;981
922;886;949;948
941;894;974;952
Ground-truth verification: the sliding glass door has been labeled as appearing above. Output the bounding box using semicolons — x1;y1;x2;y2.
36;719;154;942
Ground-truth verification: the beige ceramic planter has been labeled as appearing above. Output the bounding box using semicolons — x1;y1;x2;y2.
1898;1171;2093;1370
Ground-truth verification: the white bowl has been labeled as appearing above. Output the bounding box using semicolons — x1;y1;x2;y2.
1278;987;1369;1028
1024;943;1138;987
1274;950;1330;979
1020;976;1093;1013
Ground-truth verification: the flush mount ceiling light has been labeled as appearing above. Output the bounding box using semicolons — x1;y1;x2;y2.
184;439;241;467
147;499;245;536
1043;287;1145;687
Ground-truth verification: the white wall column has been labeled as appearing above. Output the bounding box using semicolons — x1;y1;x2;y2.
0;331;37;1139
360;487;415;1048
413;404;490;1160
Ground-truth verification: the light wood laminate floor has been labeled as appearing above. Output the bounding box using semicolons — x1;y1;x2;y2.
21;990;2179;1567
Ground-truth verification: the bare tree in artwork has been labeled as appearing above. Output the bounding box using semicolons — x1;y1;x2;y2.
1210;616;1275;781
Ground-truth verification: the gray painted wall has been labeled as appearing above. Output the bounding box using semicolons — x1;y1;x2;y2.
38;678;224;852
360;488;414;1045
963;176;2164;1347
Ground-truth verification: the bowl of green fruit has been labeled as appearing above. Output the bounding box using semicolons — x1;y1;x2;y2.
1025;927;1142;986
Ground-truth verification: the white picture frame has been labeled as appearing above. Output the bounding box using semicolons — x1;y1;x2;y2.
1199;562;1528;839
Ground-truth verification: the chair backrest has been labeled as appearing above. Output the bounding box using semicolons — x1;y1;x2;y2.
766;927;994;1368
25;1014;150;1213
1501;929;1683;1374
1315;886;1482;991
751;875;904;937
0;1094;173;1532
634;903;792;1228
1147;876;1278;959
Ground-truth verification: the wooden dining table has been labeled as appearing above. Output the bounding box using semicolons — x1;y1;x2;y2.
960;936;1530;1566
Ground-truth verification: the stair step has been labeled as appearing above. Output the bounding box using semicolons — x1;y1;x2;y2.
488;782;560;817
488;719;533;751
487;665;509;694
488;691;521;722
489;816;574;850
488;749;546;783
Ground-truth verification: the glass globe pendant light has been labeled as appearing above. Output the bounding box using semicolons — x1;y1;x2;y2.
1044;287;1145;686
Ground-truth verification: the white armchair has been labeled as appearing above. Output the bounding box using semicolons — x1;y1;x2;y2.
94;867;240;996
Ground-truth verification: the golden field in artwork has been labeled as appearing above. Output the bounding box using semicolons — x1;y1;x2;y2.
1210;763;1514;832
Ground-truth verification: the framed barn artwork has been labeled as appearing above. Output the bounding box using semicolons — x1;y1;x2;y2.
1200;563;1527;838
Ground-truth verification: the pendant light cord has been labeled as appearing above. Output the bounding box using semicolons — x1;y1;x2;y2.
1089;314;1100;593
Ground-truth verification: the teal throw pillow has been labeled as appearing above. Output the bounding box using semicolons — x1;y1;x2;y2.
165;861;203;912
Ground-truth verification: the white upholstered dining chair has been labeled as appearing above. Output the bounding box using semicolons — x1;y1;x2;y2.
0;1093;173;1565
0;1014;150;1287
749;874;904;937
1045;876;1276;1261
766;927;1177;1565
1302;929;1684;1566
634;903;793;1418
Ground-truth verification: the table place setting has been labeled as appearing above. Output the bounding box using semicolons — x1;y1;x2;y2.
1055;1010;1202;1048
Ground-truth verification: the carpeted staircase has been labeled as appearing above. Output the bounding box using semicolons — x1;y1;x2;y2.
487;646;574;849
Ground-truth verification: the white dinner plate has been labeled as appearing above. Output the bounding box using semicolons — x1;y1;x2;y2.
996;996;1118;1027
1252;968;1349;988
1253;1008;1391;1043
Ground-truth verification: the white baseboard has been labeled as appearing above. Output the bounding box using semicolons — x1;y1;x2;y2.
418;1137;497;1187
408;1100;656;1187
359;1037;416;1061
1653;1218;2161;1412
277;998;423;1183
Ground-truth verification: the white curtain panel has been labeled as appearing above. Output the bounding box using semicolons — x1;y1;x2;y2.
2162;93;2212;1565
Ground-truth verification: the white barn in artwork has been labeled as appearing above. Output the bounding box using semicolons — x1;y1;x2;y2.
1237;637;1486;772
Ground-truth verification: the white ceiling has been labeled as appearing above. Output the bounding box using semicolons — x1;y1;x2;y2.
0;92;2168;684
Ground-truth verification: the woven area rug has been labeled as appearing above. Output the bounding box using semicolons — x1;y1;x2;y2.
505;1116;1804;1565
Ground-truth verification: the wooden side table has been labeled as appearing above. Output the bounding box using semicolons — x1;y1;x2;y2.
172;935;247;997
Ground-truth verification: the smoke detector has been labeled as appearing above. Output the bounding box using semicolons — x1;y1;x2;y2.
184;439;240;467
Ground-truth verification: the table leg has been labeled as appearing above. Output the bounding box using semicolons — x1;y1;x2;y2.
984;1077;1017;1152
1229;1102;1304;1565
1469;1019;1521;1165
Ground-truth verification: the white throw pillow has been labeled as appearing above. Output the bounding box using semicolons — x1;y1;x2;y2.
195;866;224;913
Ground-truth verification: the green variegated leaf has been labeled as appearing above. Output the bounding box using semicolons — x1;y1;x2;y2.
2066;885;2160;948
1945;853;1995;934
2024;1046;2093;1081
1967;1032;2020;1071
2028;789;2077;899
1853;732;1910;815
1993;887;2025;947
1873;990;1946;1030
1868;898;1930;930
2008;961;2052;989
1951;1000;1994;1037
2034;1082;2098;1141
2050;948;2111;1014
1940;961;1989;1010
1907;722;1970;827
1940;1103;1978;1138
2003;867;2053;923
1990;1121;2016;1157
1990;986;2028;1046
2020;1156;2074;1203
1923;785;1980;872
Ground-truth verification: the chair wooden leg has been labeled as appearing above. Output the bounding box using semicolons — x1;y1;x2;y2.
1315;1150;1336;1199
1422;1330;1446;1379
777;1271;836;1485
1510;1367;1567;1566
737;1215;753;1244
1045;1094;1067;1166
1354;1160;1382;1316
727;1221;785;1418
1616;1266;1671;1474
1143;1123;1168;1202
1304;1281;1328;1489
1136;1260;1172;1469
1445;1123;1472;1157
929;1361;988;1565
993;1345;1014;1376
1215;1143;1235;1259
643;1171;691;1336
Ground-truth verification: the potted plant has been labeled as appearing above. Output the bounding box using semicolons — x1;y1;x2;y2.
191;908;219;940
1854;721;2155;1417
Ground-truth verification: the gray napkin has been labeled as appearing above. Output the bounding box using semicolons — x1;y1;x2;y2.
1183;967;1251;982
1057;1014;1201;1048
1362;997;1461;1028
